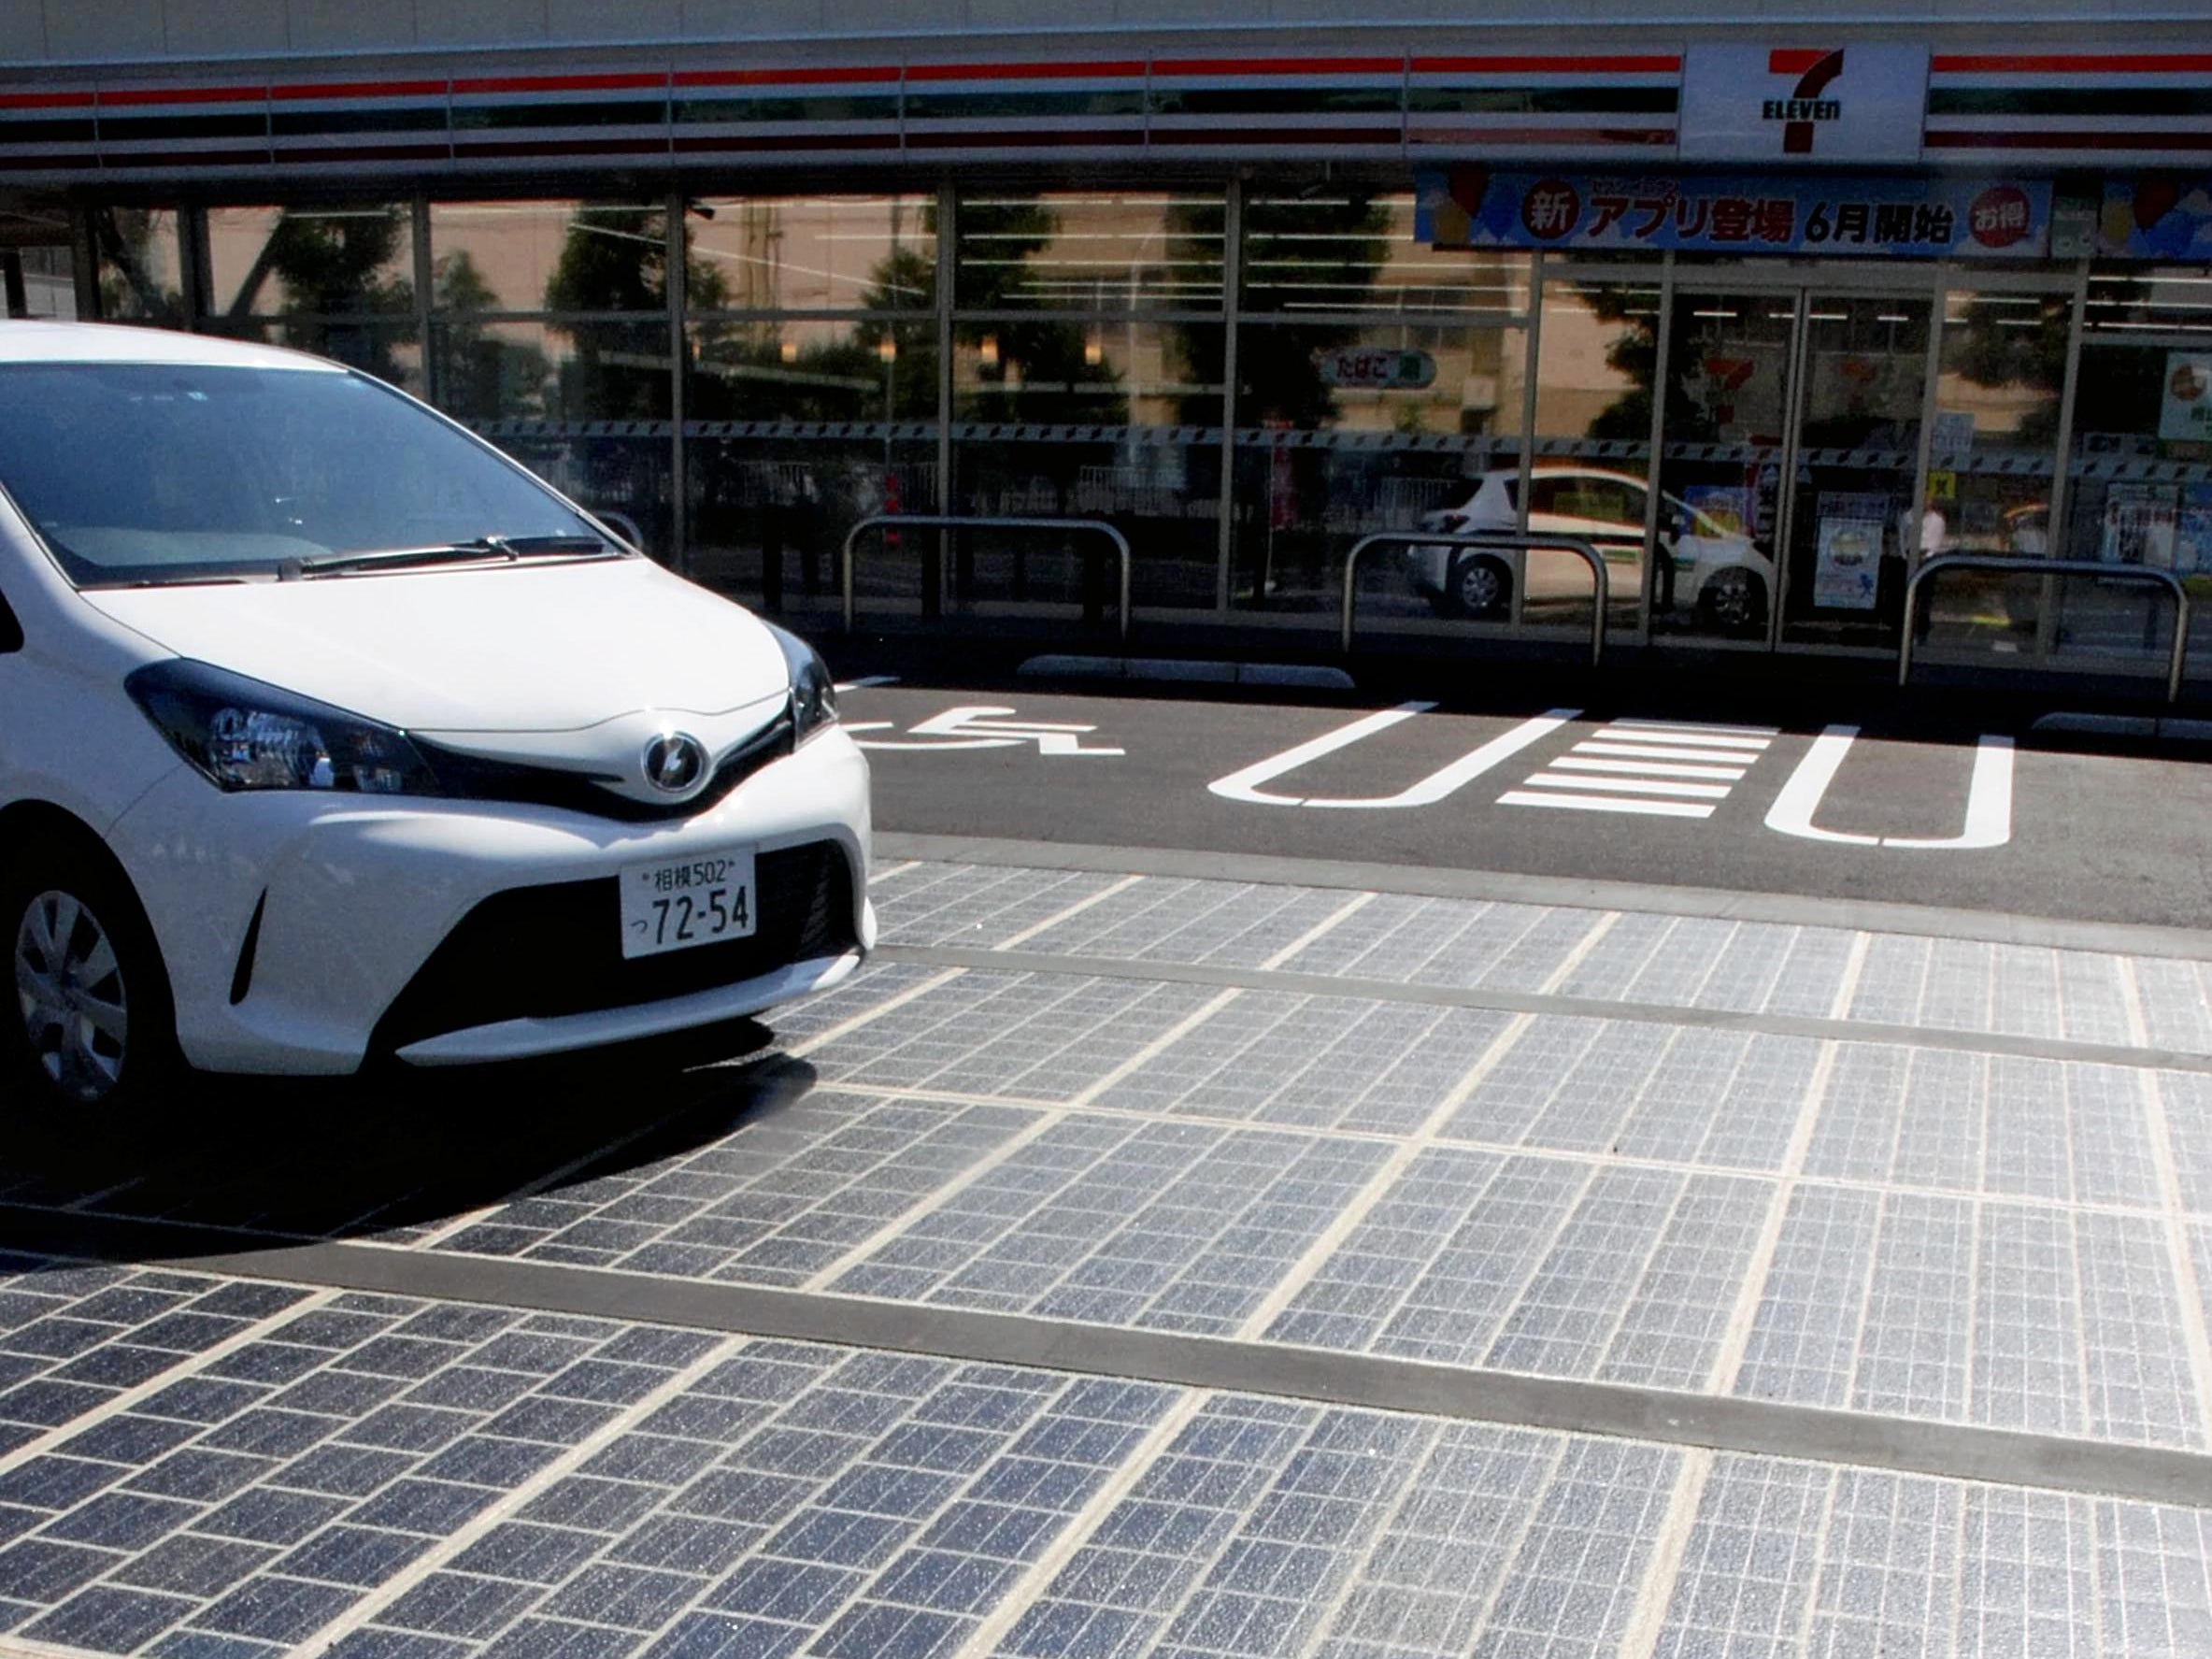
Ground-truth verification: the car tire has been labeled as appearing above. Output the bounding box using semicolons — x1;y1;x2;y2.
1;833;178;1133
1448;553;1512;621
1698;568;1767;636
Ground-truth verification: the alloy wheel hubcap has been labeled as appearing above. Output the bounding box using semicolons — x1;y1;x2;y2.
1458;565;1503;612
1710;573;1754;628
13;890;128;1104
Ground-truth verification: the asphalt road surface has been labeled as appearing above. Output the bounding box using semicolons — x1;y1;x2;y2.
841;679;2212;933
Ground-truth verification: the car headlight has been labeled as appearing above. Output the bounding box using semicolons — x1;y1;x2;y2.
126;659;439;795
761;622;838;746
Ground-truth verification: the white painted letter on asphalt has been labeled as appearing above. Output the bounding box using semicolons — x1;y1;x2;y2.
849;705;1125;756
1764;725;2014;850
1208;706;1580;808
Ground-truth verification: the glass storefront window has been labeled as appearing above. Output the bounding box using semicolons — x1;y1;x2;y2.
953;191;1223;313
1233;316;1528;617
1243;193;1530;315
207;318;423;394
686;195;935;312
1906;289;2069;651
207;204;414;319
434;317;674;555
690;316;935;423
93;207;184;324
1531;274;1666;634
954;322;1222;610
428;200;671;313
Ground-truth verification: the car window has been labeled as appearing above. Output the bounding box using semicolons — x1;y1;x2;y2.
0;363;610;587
1540;477;1642;528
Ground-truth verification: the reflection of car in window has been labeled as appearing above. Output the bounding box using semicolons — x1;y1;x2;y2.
1401;465;1775;633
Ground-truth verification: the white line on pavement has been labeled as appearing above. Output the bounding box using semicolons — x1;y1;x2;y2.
1499;791;1716;819
1521;773;1733;798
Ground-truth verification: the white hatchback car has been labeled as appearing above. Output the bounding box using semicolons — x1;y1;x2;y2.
0;322;873;1119
1404;465;1775;633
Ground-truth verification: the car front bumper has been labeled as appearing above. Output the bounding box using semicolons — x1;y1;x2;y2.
107;725;874;1075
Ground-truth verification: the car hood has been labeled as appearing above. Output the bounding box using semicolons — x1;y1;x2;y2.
82;556;794;735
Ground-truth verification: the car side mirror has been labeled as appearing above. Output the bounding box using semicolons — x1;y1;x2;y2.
595;510;644;552
0;587;21;654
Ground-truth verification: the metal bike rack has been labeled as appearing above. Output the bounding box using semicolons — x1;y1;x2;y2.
1901;555;2193;705
1340;531;1610;665
840;515;1133;640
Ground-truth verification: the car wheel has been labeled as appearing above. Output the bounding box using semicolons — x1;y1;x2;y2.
1;837;177;1128
1699;568;1766;636
1449;554;1512;621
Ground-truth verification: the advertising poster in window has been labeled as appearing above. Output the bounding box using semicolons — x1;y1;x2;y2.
1813;493;1889;608
2172;483;2212;575
1682;483;1751;537
2159;353;2212;443
2101;482;2179;565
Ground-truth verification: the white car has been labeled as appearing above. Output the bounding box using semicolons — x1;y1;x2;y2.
1404;465;1775;633
0;322;873;1120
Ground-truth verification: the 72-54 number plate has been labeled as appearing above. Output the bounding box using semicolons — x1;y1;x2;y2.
620;847;757;960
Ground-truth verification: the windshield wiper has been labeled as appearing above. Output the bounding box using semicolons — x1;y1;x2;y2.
280;534;613;579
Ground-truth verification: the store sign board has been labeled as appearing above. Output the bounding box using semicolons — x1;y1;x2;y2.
1315;348;1435;391
1417;168;2052;259
1679;46;1929;165
2100;178;2212;259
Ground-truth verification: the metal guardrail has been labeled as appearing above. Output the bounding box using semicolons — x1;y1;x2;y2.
840;515;1134;641
1341;531;1611;665
1901;555;2193;705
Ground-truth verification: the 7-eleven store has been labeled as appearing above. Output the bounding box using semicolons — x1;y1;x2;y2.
3;25;2210;680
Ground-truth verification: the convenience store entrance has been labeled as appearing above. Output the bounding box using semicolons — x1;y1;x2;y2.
1650;279;1935;653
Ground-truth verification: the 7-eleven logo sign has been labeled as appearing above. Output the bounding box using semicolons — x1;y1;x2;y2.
1681;44;1927;164
1763;48;1847;154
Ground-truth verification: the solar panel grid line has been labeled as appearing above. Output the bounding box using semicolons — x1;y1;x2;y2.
942;1386;1213;1659
2135;1072;2212;1439
0;1287;344;1487
277;1328;750;1657
1232;1013;1538;1342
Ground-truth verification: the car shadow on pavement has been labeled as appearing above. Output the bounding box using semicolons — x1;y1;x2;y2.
0;1020;818;1263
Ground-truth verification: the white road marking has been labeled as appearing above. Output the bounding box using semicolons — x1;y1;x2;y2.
1548;756;1748;780
856;704;1124;755
1503;719;1769;822
1612;717;1780;737
1499;791;1716;819
1572;739;1769;764
1765;725;2015;850
1520;773;1733;799
833;675;900;691
1209;705;1580;808
993;873;1149;950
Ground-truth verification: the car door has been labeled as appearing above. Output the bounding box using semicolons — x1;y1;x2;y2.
1525;474;1644;604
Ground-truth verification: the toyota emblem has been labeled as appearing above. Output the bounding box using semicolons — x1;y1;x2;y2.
641;732;709;795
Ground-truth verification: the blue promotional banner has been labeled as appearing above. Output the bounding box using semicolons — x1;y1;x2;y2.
2097;178;2212;260
1417;167;2053;260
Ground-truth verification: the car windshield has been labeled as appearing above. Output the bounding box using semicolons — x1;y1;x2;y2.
0;362;616;588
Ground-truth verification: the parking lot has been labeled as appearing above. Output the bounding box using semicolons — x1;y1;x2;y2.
4;823;2211;1658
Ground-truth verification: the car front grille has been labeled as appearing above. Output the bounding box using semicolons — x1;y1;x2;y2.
415;705;796;824
371;839;858;1052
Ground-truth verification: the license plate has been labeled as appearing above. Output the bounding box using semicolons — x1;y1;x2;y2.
620;848;757;960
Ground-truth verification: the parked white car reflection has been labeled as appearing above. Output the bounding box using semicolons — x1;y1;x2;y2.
1403;465;1775;633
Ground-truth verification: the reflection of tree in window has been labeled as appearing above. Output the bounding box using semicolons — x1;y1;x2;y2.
220;207;417;382
954;196;1127;428
93;208;182;326
540;206;708;421
433;249;548;422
